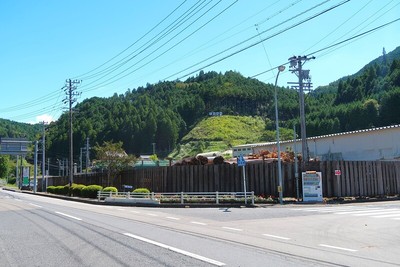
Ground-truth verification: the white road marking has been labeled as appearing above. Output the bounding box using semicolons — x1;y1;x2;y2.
319;244;357;252
55;212;82;221
29;203;42;208
123;233;225;266
147;213;158;217
372;212;400;218
166;217;180;220
334;208;383;215
117;208;125;211
191;221;207;225
222;226;243;232
262;234;291;240
130;210;140;214
352;209;399;216
14;199;22;202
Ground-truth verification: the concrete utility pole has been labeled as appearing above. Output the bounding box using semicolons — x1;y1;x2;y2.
86;137;90;176
41;121;47;192
288;55;315;162
63;79;81;186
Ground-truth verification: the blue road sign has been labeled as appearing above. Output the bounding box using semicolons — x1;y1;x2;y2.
237;155;246;167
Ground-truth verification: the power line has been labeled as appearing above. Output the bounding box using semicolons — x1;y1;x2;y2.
165;0;350;81
73;0;189;80
77;0;210;83
79;0;235;94
251;16;400;79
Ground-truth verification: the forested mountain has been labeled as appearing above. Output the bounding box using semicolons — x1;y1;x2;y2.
46;46;400;159
2;46;399;160
0;118;41;140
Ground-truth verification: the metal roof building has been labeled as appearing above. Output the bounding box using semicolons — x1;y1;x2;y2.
232;125;400;161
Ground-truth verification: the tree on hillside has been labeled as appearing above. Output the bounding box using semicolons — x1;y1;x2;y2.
93;141;136;186
0;156;9;178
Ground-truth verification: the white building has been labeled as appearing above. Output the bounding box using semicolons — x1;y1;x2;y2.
232;125;400;161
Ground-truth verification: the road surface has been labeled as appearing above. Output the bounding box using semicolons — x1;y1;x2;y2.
1;188;399;266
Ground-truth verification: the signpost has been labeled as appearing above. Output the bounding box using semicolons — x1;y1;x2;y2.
22;167;30;187
302;171;323;202
237;155;247;204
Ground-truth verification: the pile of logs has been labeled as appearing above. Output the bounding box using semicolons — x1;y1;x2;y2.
173;155;226;166
258;150;302;162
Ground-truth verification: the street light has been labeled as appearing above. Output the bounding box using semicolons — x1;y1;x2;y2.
274;65;285;205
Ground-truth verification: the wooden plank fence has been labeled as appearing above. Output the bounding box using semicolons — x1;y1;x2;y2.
43;160;400;198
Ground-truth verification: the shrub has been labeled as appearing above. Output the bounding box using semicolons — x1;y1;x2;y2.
7;177;16;185
71;184;86;197
103;186;118;193
132;188;150;194
81;185;103;199
132;188;150;198
54;185;69;195
47;186;56;194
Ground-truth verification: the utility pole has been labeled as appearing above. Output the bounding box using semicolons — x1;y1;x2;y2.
41;121;47;192
152;143;156;155
47;158;50;189
288;55;315;163
34;141;38;193
80;147;83;173
63;79;81;186
85;137;90;176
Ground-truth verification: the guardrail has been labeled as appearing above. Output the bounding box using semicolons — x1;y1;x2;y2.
97;191;255;205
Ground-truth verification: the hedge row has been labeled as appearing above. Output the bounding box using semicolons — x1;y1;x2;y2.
46;184;150;199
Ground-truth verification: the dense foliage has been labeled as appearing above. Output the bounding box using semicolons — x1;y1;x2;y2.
3;46;400;161
0;118;41;139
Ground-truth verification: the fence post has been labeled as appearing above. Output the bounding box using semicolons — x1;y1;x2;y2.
216;191;219;204
180;192;184;204
127;191;130;199
98;191;101;202
251;191;255;205
151;192;154;200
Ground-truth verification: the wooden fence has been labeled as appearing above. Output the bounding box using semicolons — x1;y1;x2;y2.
42;160;400;199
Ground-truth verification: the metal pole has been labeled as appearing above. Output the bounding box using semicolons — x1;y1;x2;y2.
242;165;247;205
86;137;89;176
16;155;19;189
274;65;285;205
68;79;73;186
42;122;45;192
294;125;299;201
46;158;49;189
34;141;38;193
80;147;83;173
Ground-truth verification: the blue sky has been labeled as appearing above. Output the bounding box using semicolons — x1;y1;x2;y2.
1;0;399;124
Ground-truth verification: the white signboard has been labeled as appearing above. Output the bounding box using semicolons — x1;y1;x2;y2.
302;172;323;202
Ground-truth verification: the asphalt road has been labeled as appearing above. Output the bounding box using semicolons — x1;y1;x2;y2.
1;188;400;267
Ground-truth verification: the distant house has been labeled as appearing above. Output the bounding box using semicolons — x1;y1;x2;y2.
232;125;400;161
134;155;170;169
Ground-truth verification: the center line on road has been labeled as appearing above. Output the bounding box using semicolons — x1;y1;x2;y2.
319;244;357;252
55;212;82;221
29;203;42;208
123;233;225;266
222;226;243;232
262;234;291;240
191;221;207;225
166;217;180;220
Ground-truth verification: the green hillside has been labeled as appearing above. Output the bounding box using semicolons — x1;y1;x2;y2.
2;46;400;161
170;115;295;158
